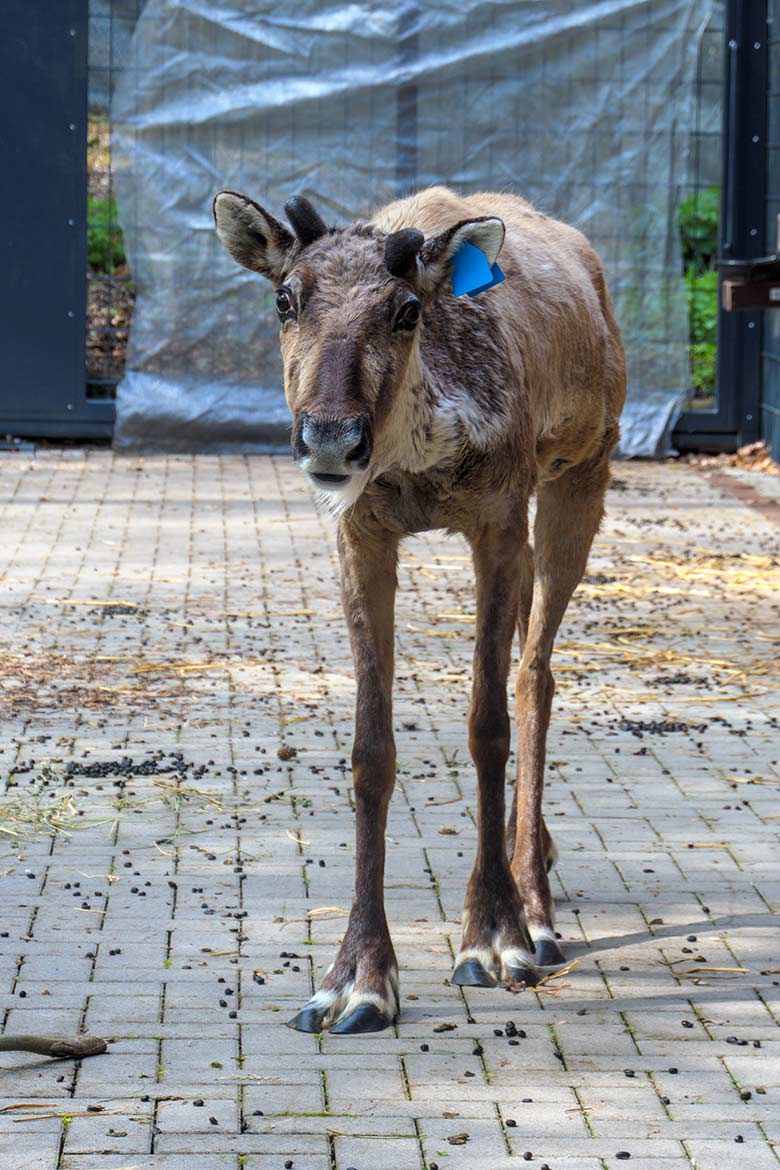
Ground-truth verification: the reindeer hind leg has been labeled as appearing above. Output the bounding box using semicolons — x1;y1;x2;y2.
511;455;611;968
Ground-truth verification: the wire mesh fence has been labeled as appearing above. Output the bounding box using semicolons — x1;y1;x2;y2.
761;0;780;454
86;0;141;398
684;1;725;412
87;0;726;445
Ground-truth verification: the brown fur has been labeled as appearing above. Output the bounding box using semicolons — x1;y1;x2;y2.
213;184;626;1030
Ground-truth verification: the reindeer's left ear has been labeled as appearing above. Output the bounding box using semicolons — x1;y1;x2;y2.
418;217;505;294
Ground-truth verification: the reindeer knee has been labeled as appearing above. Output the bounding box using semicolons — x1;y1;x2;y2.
515;660;554;711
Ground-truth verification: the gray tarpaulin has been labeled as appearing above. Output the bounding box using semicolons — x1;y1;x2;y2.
112;0;713;455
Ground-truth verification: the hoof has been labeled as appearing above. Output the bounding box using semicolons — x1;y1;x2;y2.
535;936;565;967
452;943;539;989
287;969;399;1036
329;1001;394;1034
451;957;496;987
505;961;540;987
287;1005;325;1033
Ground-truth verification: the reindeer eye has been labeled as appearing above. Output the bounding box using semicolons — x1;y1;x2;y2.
275;288;296;320
394;298;420;332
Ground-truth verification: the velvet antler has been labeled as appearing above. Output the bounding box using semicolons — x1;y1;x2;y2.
284;195;328;247
385;228;424;278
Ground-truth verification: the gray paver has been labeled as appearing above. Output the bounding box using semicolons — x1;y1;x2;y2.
0;452;779;1170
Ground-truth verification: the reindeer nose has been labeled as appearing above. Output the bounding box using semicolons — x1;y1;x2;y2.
293;413;372;487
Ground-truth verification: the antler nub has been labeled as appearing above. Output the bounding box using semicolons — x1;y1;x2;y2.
385;229;424;278
284;195;328;247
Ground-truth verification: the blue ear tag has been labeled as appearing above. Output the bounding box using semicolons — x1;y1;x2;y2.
451;239;506;298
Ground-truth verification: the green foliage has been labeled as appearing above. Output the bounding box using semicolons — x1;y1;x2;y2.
678;186;720;272
684;268;719;394
87;195;126;272
688;341;717;394
678;187;720;395
685;268;719;341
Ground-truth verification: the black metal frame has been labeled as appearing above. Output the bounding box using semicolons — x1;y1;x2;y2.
675;0;767;452
0;0;114;440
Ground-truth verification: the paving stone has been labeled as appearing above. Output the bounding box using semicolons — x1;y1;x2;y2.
61;1159;237;1169
683;1136;780;1170
333;1135;423;1170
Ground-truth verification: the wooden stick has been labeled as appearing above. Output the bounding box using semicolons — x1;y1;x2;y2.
0;1034;107;1059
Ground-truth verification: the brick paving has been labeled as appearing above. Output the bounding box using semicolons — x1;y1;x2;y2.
0;450;778;1170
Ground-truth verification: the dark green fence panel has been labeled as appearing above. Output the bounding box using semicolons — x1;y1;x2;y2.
0;1;113;438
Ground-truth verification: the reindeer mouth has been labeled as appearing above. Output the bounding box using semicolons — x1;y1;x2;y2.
309;472;351;488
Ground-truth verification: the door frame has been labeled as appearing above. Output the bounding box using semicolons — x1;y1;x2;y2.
674;0;766;452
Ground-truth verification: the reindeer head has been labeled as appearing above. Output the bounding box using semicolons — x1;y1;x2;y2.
213;190;505;507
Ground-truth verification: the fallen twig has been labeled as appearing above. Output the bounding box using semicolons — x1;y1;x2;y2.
0;1033;107;1059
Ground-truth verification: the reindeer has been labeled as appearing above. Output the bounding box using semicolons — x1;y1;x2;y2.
213;185;626;1033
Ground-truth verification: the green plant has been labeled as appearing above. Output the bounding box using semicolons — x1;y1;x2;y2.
684;267;718;394
678;187;720;396
678;186;720;273
688;341;717;394
87;195;126;272
685;268;719;339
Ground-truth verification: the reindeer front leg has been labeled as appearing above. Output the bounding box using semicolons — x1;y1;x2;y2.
288;519;400;1035
452;524;539;989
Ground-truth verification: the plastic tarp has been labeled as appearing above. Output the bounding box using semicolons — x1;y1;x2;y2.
112;0;713;456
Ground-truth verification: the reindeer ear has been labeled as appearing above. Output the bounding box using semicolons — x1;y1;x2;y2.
418;217;505;293
213;190;297;282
